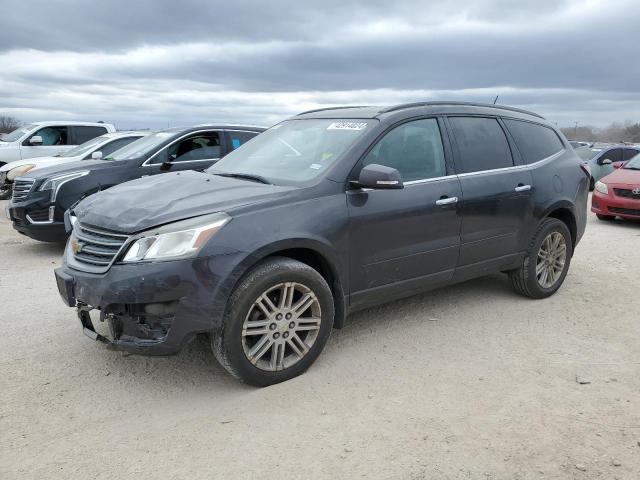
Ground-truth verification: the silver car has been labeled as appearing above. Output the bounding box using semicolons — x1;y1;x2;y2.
576;145;640;189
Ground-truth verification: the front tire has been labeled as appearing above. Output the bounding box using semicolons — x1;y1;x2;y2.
212;257;334;386
510;218;573;299
0;189;10;200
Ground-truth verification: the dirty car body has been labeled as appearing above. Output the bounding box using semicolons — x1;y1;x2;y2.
54;103;589;373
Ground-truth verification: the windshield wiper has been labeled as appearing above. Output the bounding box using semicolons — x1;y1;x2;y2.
624;166;640;170
214;172;272;184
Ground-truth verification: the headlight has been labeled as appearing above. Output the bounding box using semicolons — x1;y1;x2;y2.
7;164;35;181
594;181;608;195
121;212;231;263
39;171;89;202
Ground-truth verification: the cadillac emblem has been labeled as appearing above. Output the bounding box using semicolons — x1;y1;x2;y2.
633;187;640;195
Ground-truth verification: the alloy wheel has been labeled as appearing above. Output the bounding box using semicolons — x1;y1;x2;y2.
242;282;322;371
536;232;567;288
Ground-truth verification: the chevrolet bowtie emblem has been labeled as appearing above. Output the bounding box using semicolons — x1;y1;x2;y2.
71;240;84;254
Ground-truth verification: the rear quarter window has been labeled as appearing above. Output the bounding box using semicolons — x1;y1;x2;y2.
503;119;564;164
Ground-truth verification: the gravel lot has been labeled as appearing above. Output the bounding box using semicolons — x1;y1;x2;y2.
1;197;638;479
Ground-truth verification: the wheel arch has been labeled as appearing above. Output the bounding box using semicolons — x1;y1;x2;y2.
542;202;577;249
227;238;348;329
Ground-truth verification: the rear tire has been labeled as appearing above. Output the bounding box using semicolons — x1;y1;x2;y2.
0;190;10;200
212;257;334;386
596;214;615;221
510;218;573;299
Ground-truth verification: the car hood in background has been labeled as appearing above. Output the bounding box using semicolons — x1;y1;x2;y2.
601;168;640;186
0;155;72;173
74;170;296;233
23;159;118;181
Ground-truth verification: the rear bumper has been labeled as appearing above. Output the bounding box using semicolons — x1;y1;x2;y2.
591;189;640;219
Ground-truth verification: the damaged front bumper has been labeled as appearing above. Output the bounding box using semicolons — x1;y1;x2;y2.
54;251;241;355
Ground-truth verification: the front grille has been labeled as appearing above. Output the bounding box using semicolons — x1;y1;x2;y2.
613;188;640;199
609;207;640;217
72;223;129;270
12;178;36;202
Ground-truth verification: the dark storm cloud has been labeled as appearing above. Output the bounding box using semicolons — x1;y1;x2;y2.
0;0;575;52
1;0;639;129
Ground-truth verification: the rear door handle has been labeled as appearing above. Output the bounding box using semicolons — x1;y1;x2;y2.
435;196;458;206
515;184;532;192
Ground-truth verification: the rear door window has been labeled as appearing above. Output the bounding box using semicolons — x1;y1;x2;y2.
503;119;564;164
72;126;109;144
599;149;622;164
449;117;514;173
623;148;639;161
225;130;259;151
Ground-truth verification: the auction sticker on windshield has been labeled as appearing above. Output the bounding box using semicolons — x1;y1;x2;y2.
327;122;368;130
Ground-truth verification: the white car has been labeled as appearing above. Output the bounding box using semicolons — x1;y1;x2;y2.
0;121;116;168
0;131;148;200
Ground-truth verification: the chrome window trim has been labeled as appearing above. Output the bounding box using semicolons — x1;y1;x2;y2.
141;129;223;167
456;148;565;178
348;149;565;193
403;174;457;186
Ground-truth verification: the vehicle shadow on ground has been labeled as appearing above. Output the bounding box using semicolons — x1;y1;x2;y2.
599;217;640;230
93;273;518;392
19;240;66;256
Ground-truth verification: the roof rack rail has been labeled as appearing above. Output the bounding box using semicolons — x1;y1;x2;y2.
378;101;545;119
296;105;373;116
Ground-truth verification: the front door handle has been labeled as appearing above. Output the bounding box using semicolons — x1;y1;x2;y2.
435;196;458;206
515;184;532;192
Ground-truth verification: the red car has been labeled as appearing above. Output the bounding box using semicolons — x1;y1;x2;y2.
591;153;640;221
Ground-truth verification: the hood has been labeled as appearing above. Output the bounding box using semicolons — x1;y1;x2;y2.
0;156;60;173
601;167;640;186
75;170;296;233
24;159;116;181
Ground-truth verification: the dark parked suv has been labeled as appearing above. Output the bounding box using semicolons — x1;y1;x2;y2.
54;103;589;386
6;125;264;242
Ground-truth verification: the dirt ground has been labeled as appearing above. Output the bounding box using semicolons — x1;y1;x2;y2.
0;197;638;480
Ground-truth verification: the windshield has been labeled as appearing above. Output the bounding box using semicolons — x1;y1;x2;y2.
2;124;37;142
60;135;107;158
576;147;601;161
624;153;640;169
207;119;372;185
105;131;171;160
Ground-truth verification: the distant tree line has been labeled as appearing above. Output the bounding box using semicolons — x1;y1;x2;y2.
0;115;21;134
3;113;639;143
560;121;640;143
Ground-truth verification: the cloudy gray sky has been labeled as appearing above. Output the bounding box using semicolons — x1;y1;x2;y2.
1;0;639;130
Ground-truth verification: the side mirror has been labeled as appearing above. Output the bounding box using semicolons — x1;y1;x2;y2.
159;161;172;171
601;158;612;165
612;161;625;169
29;135;43;146
91;151;102;160
354;164;404;190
